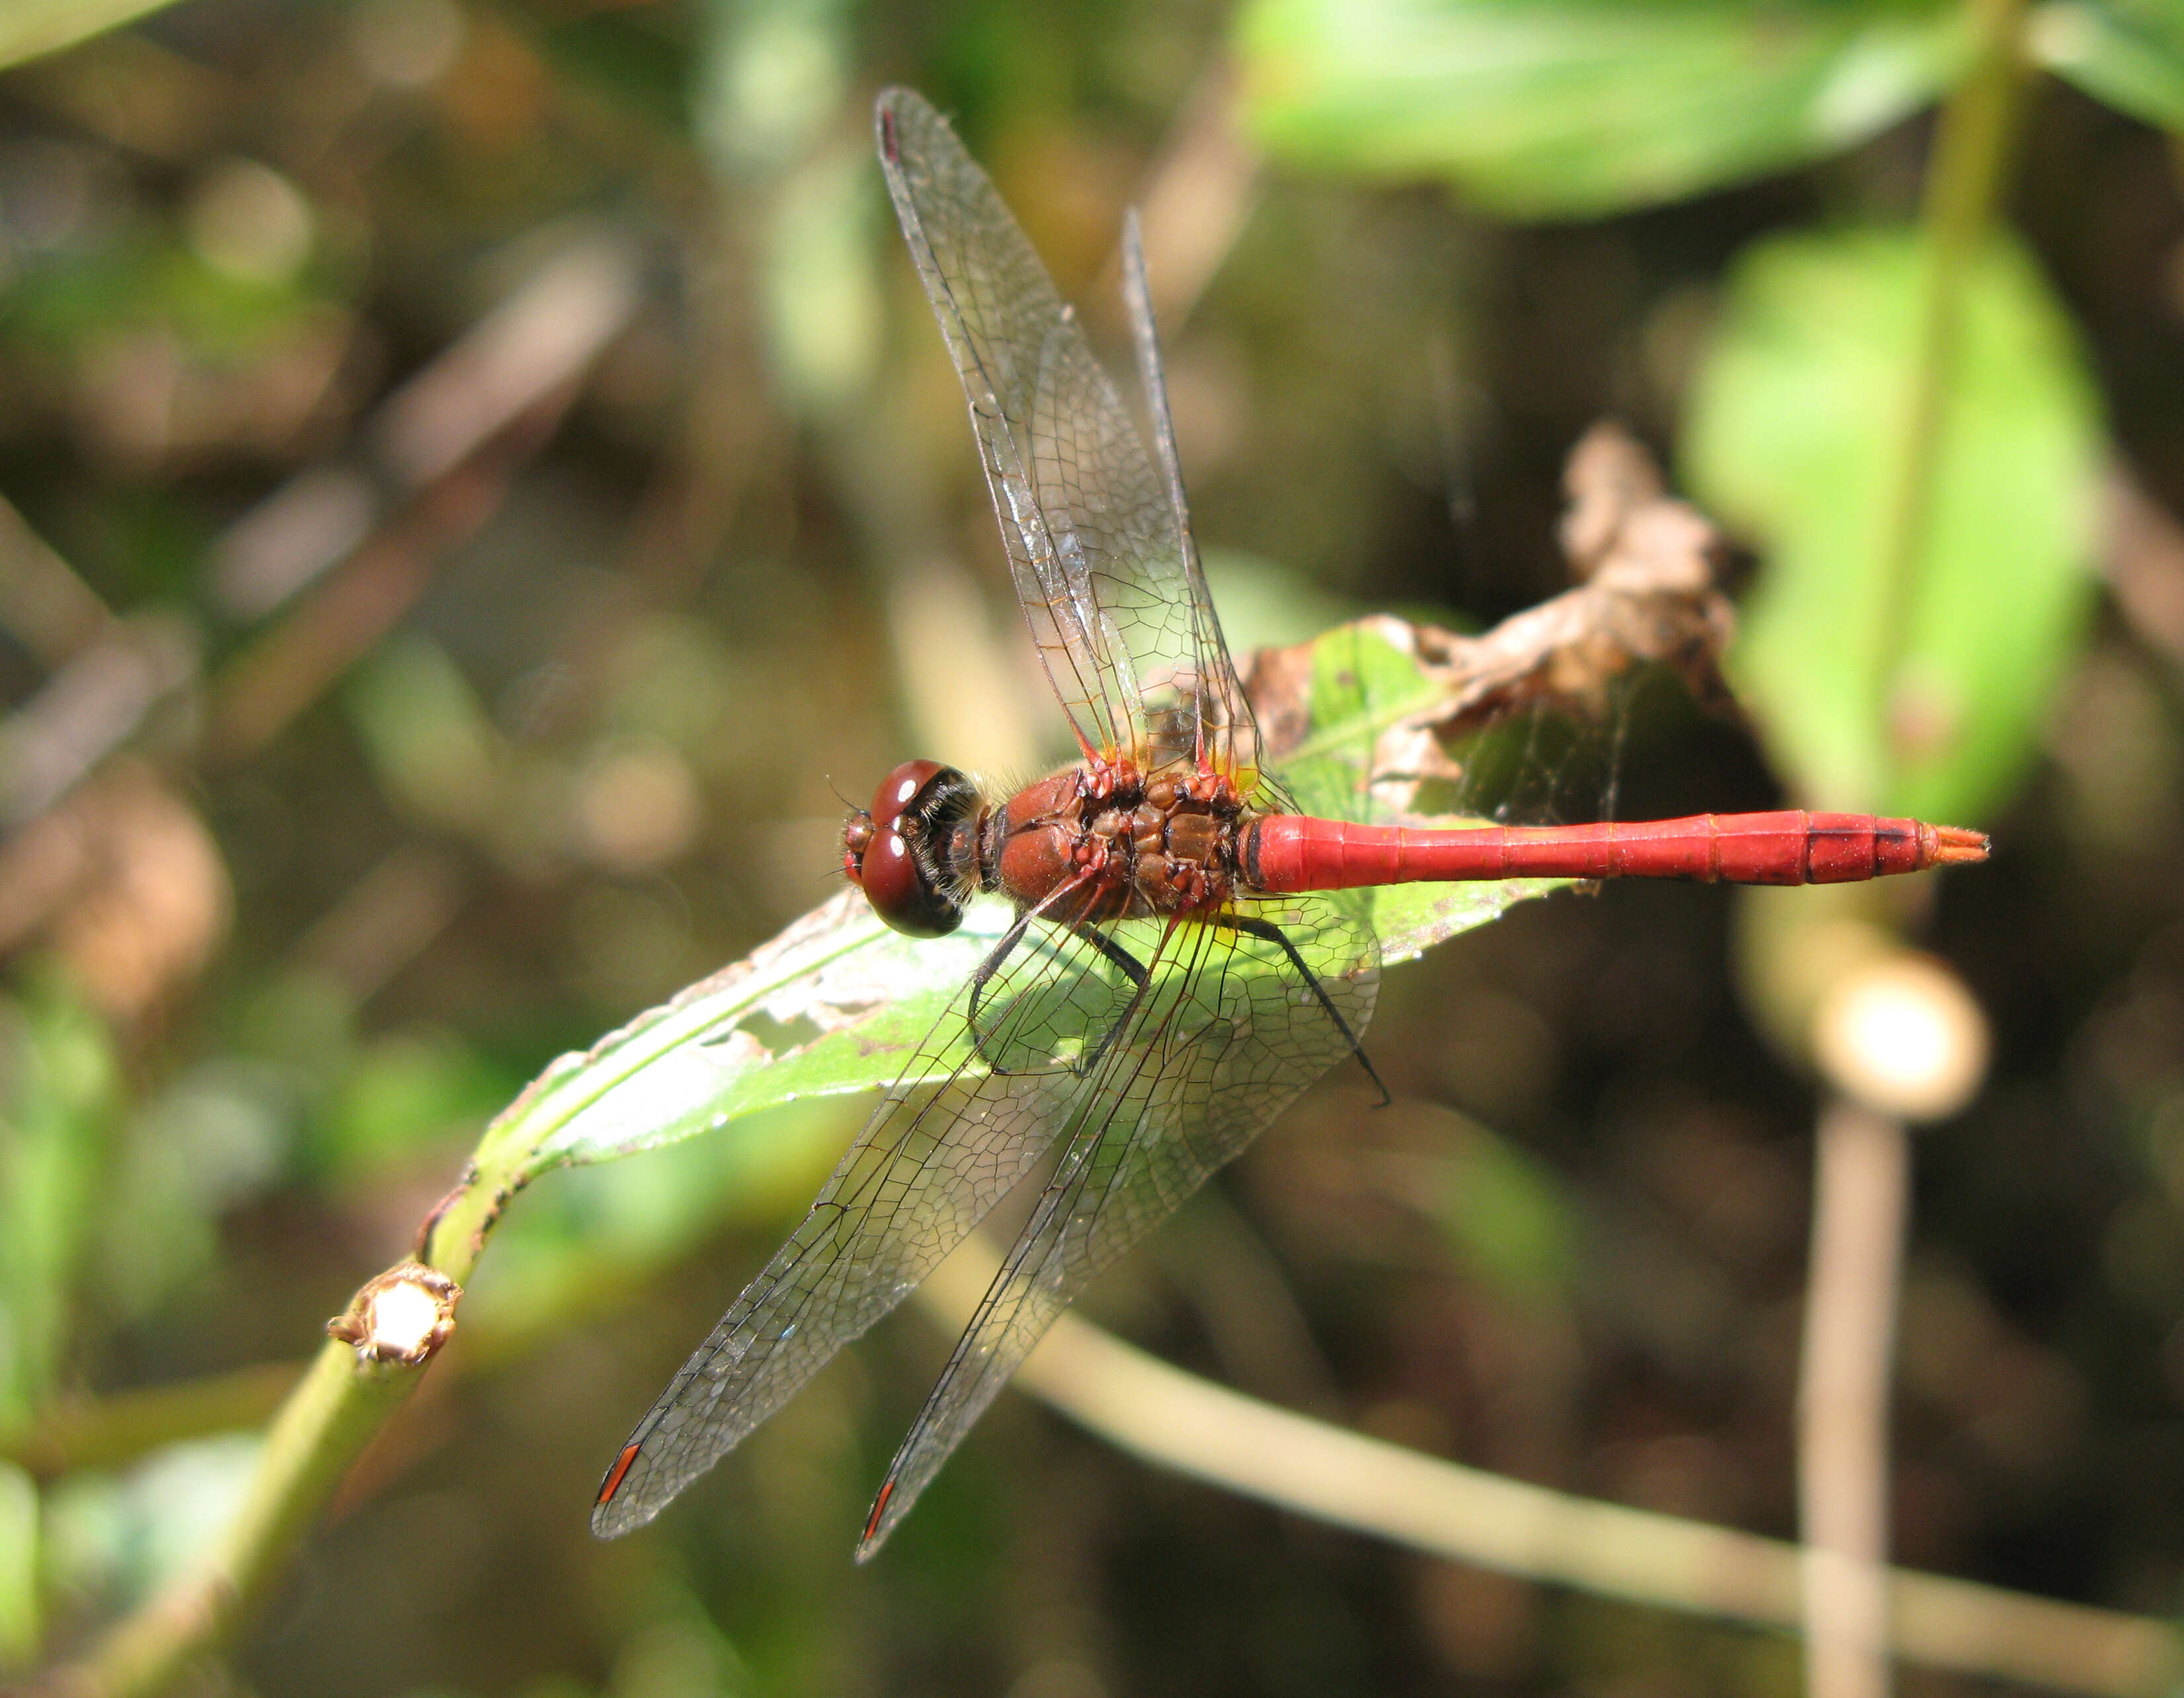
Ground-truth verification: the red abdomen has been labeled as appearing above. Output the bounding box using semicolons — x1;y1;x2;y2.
1246;811;1988;892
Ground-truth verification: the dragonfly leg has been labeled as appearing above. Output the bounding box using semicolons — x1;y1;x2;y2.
1059;920;1150;1078
965;908;1041;1075
965;906;1150;1079
1211;910;1391;1106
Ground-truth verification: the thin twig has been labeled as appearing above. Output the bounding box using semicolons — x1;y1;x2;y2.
2100;463;2184;668
212;232;643;619
0;494;111;669
0;231;643;882
1800;1100;1912;1698
1115;56;1258;331
1790;8;2031;1690
0;1366;301;1481
913;1249;2175;1698
0;617;197;828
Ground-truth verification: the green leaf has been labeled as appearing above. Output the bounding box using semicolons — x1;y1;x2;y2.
1374;875;1559;968
1235;0;1968;217
2032;0;2184;130
0;0;184;73
505;890;1018;1177
1281;621;1567;964
1683;226;2103;822
484;616;1565;1182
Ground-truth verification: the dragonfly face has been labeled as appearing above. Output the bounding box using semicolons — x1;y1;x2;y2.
841;758;984;937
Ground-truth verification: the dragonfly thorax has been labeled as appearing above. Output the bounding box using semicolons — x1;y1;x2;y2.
843;757;1259;938
989;761;1252;924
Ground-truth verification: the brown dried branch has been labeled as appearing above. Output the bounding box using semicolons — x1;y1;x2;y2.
1246;420;1738;767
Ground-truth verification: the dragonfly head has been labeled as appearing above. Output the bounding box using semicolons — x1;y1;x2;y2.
843;759;978;937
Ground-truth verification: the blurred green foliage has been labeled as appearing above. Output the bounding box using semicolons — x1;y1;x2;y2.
0;981;117;1429
0;1461;37;1663
1239;0;1973;216
1687;226;2101;819
2033;0;2184;128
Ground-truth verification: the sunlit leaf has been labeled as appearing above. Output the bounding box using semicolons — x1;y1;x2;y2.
2032;0;2184;130
0;0;183;73
1683;226;2103;822
1373;875;1559;968
1236;0;1969;217
506;888;1004;1177
490;616;1566;1183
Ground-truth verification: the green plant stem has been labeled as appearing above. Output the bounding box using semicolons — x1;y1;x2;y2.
1870;0;2034;788
48;1344;410;1698
39;1123;535;1698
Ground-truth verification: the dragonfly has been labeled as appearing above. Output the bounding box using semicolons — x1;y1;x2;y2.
593;86;1987;1554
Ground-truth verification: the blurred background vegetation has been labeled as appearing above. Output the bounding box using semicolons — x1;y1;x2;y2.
1;0;2181;1693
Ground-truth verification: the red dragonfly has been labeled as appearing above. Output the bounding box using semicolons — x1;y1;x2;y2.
593;87;1986;1552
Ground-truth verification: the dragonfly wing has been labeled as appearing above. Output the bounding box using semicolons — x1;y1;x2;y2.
877;87;1257;777
591;906;1142;1537
1119;208;1261;783
855;890;1379;1556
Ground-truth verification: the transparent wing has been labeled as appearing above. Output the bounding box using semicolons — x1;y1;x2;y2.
1120;209;1261;783
876;87;1260;780
856;888;1379;1556
591;894;1143;1537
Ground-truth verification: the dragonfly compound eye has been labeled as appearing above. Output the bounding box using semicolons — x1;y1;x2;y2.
845;759;967;938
